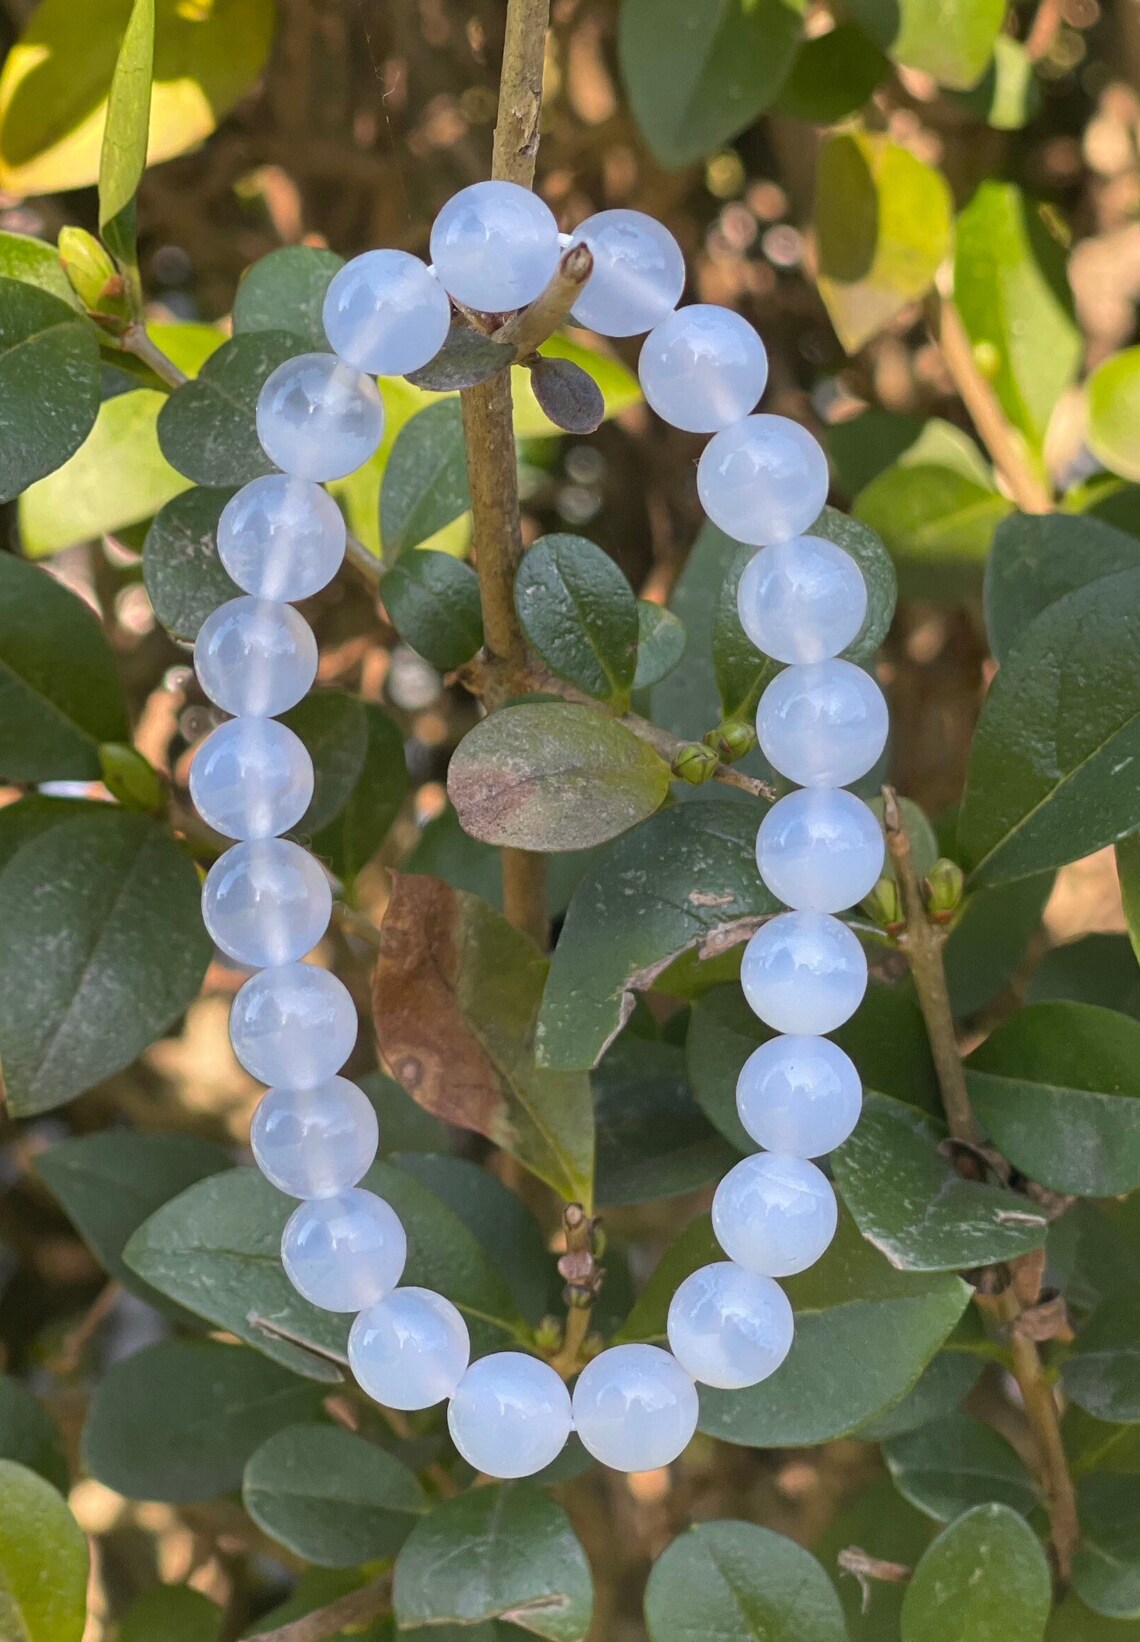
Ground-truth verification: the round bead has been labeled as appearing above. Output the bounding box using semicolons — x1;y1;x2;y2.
568;209;685;337
447;1352;572;1479
251;1077;378;1197
697;414;829;545
281;1188;406;1312
195;597;317;718
740;912;867;1035
430;181;561;312
736;1035;862;1157
571;1344;698;1473
667;1262;794;1390
756;659;889;789
712;1154;838;1277
202;837;332;967
217;475;346;602
323;250;452;376
350;1287;471;1410
230;962;357;1087
639;306;767;433
189;718;313;841
256;353;384;481
756;788;885;914
737;536;867;664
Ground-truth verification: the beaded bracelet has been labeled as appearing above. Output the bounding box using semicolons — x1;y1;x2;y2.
188;180;888;1479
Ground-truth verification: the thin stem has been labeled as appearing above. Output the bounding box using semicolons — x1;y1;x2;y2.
1024;0;1064;60
494;242;593;356
251;1575;391;1642
502;848;549;948
119;322;188;389
491;0;550;185
549;1204;600;1377
621;707;776;801
344;530;382;585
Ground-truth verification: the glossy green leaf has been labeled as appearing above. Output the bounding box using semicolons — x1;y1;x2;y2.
1063;1292;1140;1425
814;507;899;662
0;1379;67;1494
855;1329;987;1440
283;691;409;882
633;602;686;690
855;457;1011;579
142;485;240;640
0;231;77;303
776;24;888;123
952;35;1041;128
232;246;345;351
515;534;638;709
380;400;469;559
594;1035;738;1206
0;1461;87;1642
98;0;154;277
847;0;1005;87
830;409;927;497
158;330;299;486
1029;933;1140;1018
884;1411;1039;1522
645;1521;845;1642
0;279;100;503
943;872;1054;1016
1074;1477;1140;1620
1088;348;1140;483
118;1586;222;1642
650;521;746;747
1119;832;1140;969
901;1504;1051;1642
381;550;484;671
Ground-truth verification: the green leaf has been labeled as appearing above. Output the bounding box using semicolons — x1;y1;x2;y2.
712;545;780;723
514;534;638;709
855;1328;987;1440
143;485;240;640
847;0;1005;87
814;1474;935;1642
0;1379;67;1493
1063;1292;1140;1425
243;1423;427;1567
965;1002;1140;1196
381;550;484;671
884;1411;1039;1522
393;1484;593;1642
952;35;1041;130
776;24;888;123
943;872;1055;1017
0;231;77;304
233;247;345;351
0;1461;87;1642
633;602;686;690
0;279;100;503
1088;348;1140;483
901;1504;1051;1642
380;400;470;559
617;0;803;170
119;1586;222;1642
650;521;745;746
1030;933;1140;1018
1074;1477;1140;1620
1119;832;1140;969
813;507;899;662
594;1035;738;1206
98;0;155;279
283;691;409;882
855;455;1011;582
644;1520;845;1642
157;331;300;486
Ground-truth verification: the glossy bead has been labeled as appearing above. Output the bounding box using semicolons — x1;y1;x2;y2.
667;1262;794;1390
189;718;313;841
736;1035;862;1157
447;1352;572;1479
712;1153;838;1277
195;596;317;718
322;250;452;376
430;181;561;312
756;659;889;789
571;1344;698;1473
281;1188;406;1312
740;912;867;1035
229;962;357;1087
639;306;767;433
217;475;346;602
737;536;867;664
256;353;384;481
568;209;685;336
202;838;331;966
756;788;885;914
251;1077;378;1197
697;414;829;545
349;1287;470;1410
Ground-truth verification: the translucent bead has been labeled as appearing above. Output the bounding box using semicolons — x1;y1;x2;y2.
712;1153;838;1277
639;306;767;433
737;536;867;664
697;414;829;545
740;912;867;1035
251;1077;378;1197
756;788;885;914
217;475;346;602
202;838;331;966
256;353;384;481
189;718;313;841
447;1352;572;1479
349;1287;470;1410
195;597;317;718
571;1344;698;1473
430;181;561;312
736;1035;862;1157
322;250;452;377
281;1188;406;1312
568;209;685;337
756;659;889;789
230;962;357;1087
667;1262;794;1390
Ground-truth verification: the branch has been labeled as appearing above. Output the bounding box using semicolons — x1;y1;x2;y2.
249;1575;391;1642
119;322;188;389
494;242;593;356
621;707;776;802
549;1203;603;1377
492;0;550;185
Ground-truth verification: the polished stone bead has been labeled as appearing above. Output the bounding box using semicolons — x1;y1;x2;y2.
349;1287;471;1410
256;353;384;481
202;837;331;967
568;209;685;336
571;1344;699;1472
229;962;357;1087
667;1261;794;1389
195;596;317;718
638;305;767;433
736;1035;862;1157
217;475;346;602
756;788;885;913
447;1352;572;1478
323;249;452;376
756;659;889;789
430;181;561;312
281;1188;406;1311
697;414;829;545
740;912;868;1035
737;536;867;664
189;718;313;841
712;1153;838;1277
251;1077;378;1197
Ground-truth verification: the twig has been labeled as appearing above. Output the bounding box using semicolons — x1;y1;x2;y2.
250;1574;391;1642
491;0;549;182
1024;0;1064;61
621;708;776;801
344;530;382;586
493;242;594;356
119;322;189;389
549;1204;602;1377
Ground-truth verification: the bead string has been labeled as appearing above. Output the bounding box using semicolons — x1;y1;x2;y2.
188;182;887;1478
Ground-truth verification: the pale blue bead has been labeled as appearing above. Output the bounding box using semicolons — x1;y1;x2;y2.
195;597;317;718
756;788;885;914
736;1035;862;1157
667;1262;794;1390
737;536;867;664
697;414;829;545
281;1188;406;1311
712;1153;838;1277
202;837;331;966
740;912;867;1035
447;1352;572;1479
571;1344;698;1473
639;306;767;433
189;718;313;841
323;250;452;376
756;659;889;789
430;181;561;312
230;962;357;1087
349;1287;470;1410
251;1077;378;1197
568;209;685;337
256;353;384;481
217;475;346;602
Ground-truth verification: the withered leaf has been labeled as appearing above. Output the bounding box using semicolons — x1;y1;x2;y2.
528;356;605;434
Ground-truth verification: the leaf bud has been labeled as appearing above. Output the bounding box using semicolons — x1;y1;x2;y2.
671;742;719;785
702;719;757;763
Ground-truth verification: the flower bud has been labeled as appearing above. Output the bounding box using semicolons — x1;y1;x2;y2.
98;743;166;815
925;857;965;923
703;719;757;763
672;742;719;785
861;874;902;932
58;227;133;330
